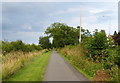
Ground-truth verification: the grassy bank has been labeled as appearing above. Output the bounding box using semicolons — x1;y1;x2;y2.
2;49;49;80
3;51;51;81
58;45;119;81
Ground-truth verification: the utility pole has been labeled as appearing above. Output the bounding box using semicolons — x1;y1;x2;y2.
79;4;82;43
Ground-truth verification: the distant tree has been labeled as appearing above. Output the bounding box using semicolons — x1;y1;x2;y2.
2;41;13;53
2;40;42;54
76;26;92;44
10;40;26;51
113;31;117;36
113;31;120;46
27;44;42;51
77;26;80;29
39;36;51;49
45;23;79;48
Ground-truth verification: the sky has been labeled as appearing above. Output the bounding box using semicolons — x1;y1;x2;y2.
118;2;120;31
1;0;119;44
1;0;120;2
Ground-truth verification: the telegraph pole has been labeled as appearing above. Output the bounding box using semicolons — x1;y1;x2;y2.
79;4;82;43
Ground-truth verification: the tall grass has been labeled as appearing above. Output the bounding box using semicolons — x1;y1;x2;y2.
2;49;47;79
58;45;119;81
4;51;51;81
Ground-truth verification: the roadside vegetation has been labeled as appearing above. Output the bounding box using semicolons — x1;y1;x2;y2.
2;50;48;80
4;51;51;81
58;45;119;81
44;22;120;81
1;22;120;81
1;40;51;80
2;40;42;55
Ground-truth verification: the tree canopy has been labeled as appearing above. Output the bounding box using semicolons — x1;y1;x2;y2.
2;40;42;55
39;36;51;49
45;22;79;48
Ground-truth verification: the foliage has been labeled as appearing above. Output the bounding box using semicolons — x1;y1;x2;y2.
113;31;120;46
2;40;42;55
113;46;120;67
92;30;108;50
39;36;51;49
106;37;115;48
81;29;120;70
83;30;108;61
113;31;117;36
57;26;119;81
45;22;79;48
112;31;120;67
58;45;119;81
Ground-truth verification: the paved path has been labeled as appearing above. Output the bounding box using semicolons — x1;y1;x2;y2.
43;50;89;81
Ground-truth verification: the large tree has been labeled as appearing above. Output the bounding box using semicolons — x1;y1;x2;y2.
39;36;51;49
45;22;79;48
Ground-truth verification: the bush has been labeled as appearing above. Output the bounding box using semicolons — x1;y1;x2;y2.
82;30;110;62
113;46;120;67
58;45;119;81
2;40;43;55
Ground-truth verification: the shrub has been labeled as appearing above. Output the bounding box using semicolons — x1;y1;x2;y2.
113;46;120;67
58;45;119;81
2;40;43;54
82;30;109;62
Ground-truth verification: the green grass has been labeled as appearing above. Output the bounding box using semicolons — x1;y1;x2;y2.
4;51;51;81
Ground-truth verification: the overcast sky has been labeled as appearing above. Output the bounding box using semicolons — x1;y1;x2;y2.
1;0;119;2
1;1;119;44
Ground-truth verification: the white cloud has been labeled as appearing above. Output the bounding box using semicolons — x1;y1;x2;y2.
90;9;105;14
22;24;32;30
49;6;80;16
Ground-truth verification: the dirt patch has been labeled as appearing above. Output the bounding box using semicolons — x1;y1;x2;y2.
93;69;110;81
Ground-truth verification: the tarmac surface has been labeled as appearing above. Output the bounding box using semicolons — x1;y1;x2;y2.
43;50;89;81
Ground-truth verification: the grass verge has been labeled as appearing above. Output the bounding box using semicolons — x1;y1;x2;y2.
2;50;47;79
59;52;92;80
4;51;51;81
